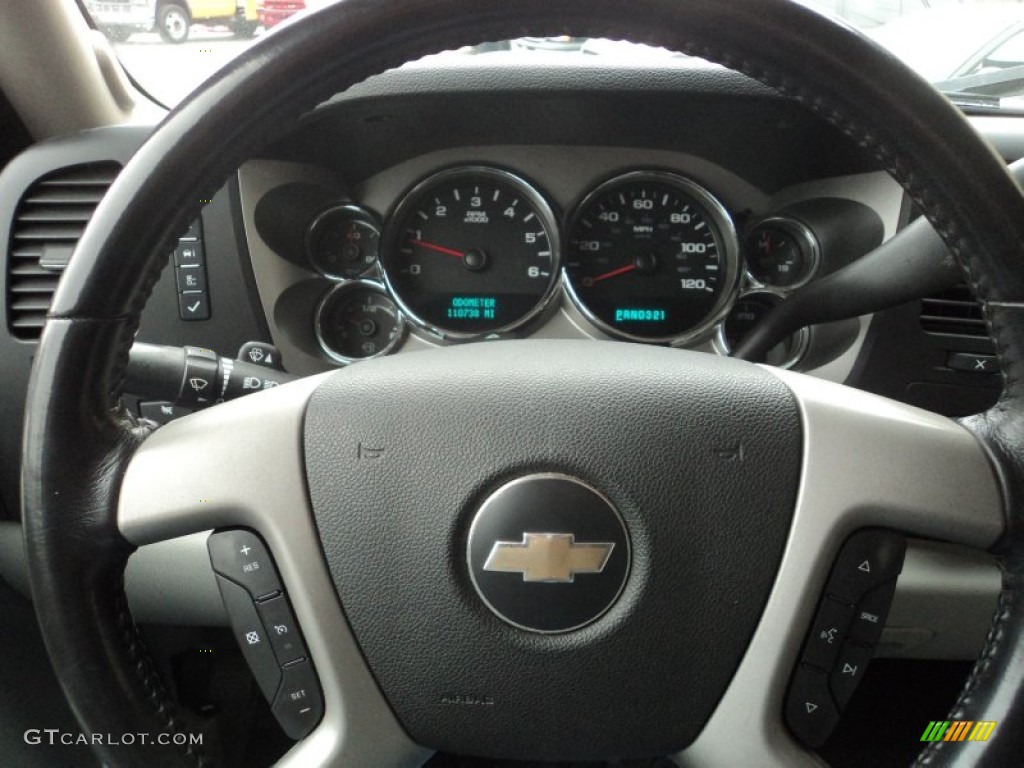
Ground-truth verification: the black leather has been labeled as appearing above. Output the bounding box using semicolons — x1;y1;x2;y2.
20;0;1024;765
23;319;203;766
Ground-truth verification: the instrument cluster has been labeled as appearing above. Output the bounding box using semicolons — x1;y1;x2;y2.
300;164;822;368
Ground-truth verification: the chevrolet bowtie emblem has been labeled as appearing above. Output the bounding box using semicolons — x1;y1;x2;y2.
483;533;615;583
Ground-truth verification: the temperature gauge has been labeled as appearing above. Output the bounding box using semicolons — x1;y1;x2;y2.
744;217;819;289
315;280;405;364
307;204;381;280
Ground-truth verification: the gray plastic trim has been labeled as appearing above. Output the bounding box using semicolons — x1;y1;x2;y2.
117;364;1002;767
879;539;1001;660
677;368;1004;767
123;532;226;626
118;374;429;768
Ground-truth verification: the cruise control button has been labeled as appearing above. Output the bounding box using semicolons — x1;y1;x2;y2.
214;575;281;701
826;530;906;604
802;597;853;671
785;664;839;748
848;579;897;646
272;660;323;740
829;641;874;709
257;595;308;666
208;530;282;600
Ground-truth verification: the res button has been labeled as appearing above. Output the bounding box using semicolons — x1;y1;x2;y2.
208;530;282;600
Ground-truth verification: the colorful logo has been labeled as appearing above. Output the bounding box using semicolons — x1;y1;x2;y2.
920;721;997;742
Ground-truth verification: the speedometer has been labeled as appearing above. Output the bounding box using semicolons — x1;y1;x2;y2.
380;166;561;339
564;171;740;343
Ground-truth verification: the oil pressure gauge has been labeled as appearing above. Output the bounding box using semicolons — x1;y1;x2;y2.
315;280;405;364
307;204;381;280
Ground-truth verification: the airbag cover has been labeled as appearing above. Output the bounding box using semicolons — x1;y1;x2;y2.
304;340;801;760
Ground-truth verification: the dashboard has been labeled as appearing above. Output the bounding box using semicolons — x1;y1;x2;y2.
0;57;1009;658
0;58;1009;499
241;143;895;379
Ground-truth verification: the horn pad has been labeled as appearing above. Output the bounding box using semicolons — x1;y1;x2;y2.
304;340;802;760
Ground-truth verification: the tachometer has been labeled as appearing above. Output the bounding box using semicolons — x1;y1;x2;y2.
380;166;561;338
564;171;739;343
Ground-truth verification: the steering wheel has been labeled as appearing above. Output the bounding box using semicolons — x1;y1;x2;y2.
21;0;1024;765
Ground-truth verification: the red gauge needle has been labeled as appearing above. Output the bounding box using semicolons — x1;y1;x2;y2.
409;239;465;258
589;263;637;283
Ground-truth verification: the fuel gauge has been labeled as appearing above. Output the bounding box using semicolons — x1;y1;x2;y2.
744;217;819;289
315;280;405;364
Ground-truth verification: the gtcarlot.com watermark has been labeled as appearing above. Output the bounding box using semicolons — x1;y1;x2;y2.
25;729;203;747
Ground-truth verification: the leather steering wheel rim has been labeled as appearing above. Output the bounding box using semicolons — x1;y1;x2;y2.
21;0;1024;765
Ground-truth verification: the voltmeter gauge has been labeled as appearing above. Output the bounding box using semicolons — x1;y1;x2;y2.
307;204;381;280
744;216;819;289
315;280;405;364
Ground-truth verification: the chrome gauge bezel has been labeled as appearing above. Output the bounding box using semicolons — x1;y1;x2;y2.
379;165;563;341
314;278;406;365
561;170;741;346
305;203;383;281
743;214;821;291
713;287;809;370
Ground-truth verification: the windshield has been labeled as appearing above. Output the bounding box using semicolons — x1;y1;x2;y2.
82;0;1024;111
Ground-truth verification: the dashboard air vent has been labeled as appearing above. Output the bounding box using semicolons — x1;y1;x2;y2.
920;283;987;338
6;162;120;340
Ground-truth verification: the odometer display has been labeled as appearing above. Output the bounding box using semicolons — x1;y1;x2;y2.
381;167;560;338
564;171;739;343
